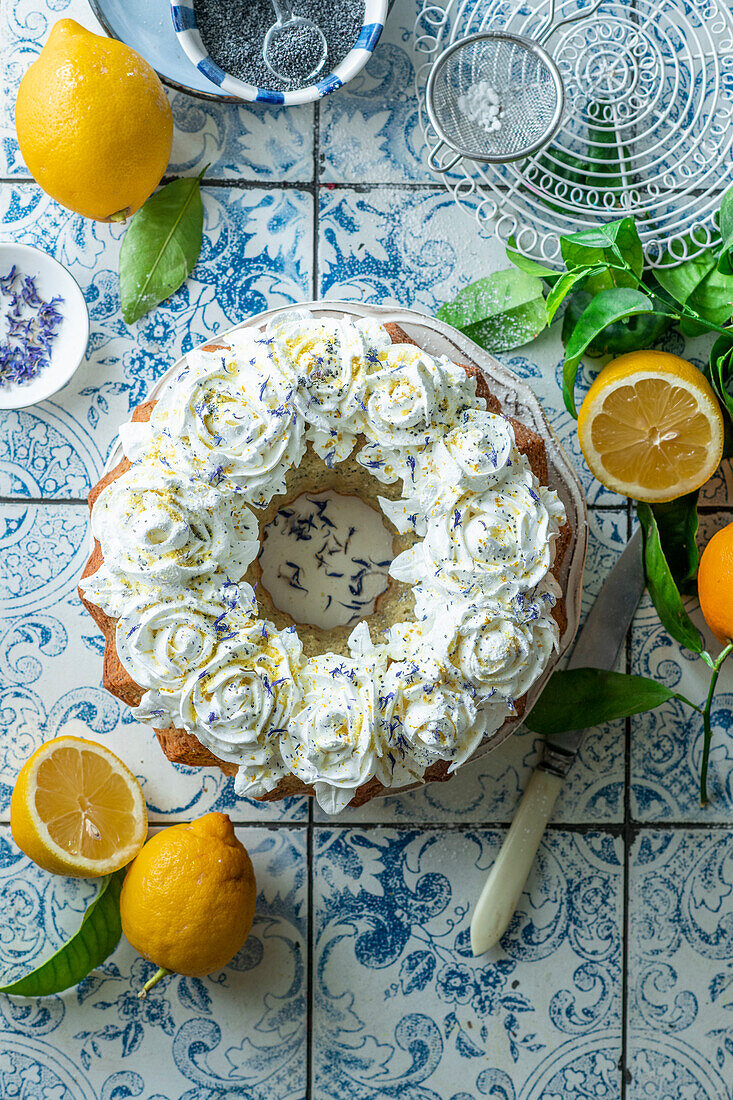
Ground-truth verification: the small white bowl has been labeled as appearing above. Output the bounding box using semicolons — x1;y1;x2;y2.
0;243;89;410
170;0;388;106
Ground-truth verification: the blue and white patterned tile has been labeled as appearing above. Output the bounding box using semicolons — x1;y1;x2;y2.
320;0;430;183
313;826;623;1099
0;501;308;823
0;824;308;1099
627;829;733;1100
319;185;504;312
0;182;314;496
631;510;733;823
315;509;629;825
169;93;314;182
1;0;315;181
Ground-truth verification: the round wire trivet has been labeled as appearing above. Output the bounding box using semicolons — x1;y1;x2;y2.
415;0;733;266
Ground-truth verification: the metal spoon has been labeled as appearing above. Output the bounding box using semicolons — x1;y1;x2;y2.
263;0;328;84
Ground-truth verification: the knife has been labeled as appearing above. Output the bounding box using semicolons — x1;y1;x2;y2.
470;526;645;956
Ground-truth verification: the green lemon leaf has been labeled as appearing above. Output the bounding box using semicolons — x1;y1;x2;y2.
559;217;644;283
436;269;547;353
560;291;672;357
505;239;559;280
684;265;733;329
0;869;126;996
526;668;690;735
545;266;605;322
562;287;655;416
654;246;717;308
708;333;733;422
637;502;703;654
718;184;733;274
650;492;700;595
718;251;733;277
119;171;205;325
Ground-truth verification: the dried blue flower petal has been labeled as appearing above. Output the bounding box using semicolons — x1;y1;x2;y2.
0;269;64;387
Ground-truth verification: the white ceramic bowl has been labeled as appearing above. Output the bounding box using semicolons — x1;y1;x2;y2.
0;243;89;410
170;0;388;105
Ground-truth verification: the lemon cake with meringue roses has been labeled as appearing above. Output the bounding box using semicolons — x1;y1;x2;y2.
79;310;571;814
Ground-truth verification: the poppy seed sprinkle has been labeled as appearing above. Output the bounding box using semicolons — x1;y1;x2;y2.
193;0;365;92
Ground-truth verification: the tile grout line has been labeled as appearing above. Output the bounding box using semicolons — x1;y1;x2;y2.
312;102;321;303
620;499;633;1099
306;797;315;1100
0;815;726;831
1;175;725;198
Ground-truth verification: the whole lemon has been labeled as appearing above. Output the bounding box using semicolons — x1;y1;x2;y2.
120;813;256;980
15;19;173;221
698;521;733;645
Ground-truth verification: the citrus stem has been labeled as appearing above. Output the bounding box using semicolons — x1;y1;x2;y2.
700;641;733;805
138;966;171;999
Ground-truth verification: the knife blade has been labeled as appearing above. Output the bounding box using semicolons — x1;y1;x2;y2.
470;526;645;955
542;525;645;771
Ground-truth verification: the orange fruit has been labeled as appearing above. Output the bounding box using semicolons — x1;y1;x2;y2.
577;350;724;503
11;736;147;877
120;813;256;979
15;19;172;221
698;522;733;644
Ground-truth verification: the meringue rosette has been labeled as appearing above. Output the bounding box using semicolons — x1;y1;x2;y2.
80;310;567;814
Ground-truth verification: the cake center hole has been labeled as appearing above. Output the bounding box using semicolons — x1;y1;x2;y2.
259;490;393;631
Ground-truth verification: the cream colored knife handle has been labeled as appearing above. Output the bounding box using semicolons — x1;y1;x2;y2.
470;767;563;956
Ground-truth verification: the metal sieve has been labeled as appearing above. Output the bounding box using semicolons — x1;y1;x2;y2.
425;0;604;170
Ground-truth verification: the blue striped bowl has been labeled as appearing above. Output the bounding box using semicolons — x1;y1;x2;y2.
170;0;387;105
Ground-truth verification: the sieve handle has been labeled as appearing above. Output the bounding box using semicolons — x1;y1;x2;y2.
428;142;461;173
536;0;605;46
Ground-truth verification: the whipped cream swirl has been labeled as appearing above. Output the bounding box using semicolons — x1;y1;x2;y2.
140;342;305;505
390;456;564;600
80;465;259;616
434;588;559;704
377;658;493;784
379;408;516;536
281;653;381;814
178;620;303;785
356;346;482;484
116;579;256;694
266;312;390;464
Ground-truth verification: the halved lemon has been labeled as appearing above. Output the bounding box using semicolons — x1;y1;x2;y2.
577;350;724;503
10;736;147;877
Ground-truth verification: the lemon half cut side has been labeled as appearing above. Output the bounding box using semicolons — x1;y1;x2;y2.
11;736;148;878
578;351;724;503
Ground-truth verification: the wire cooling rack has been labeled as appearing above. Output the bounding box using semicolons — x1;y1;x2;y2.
414;0;733;266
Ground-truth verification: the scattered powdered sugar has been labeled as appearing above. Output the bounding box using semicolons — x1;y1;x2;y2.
458;80;503;133
0;266;64;387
